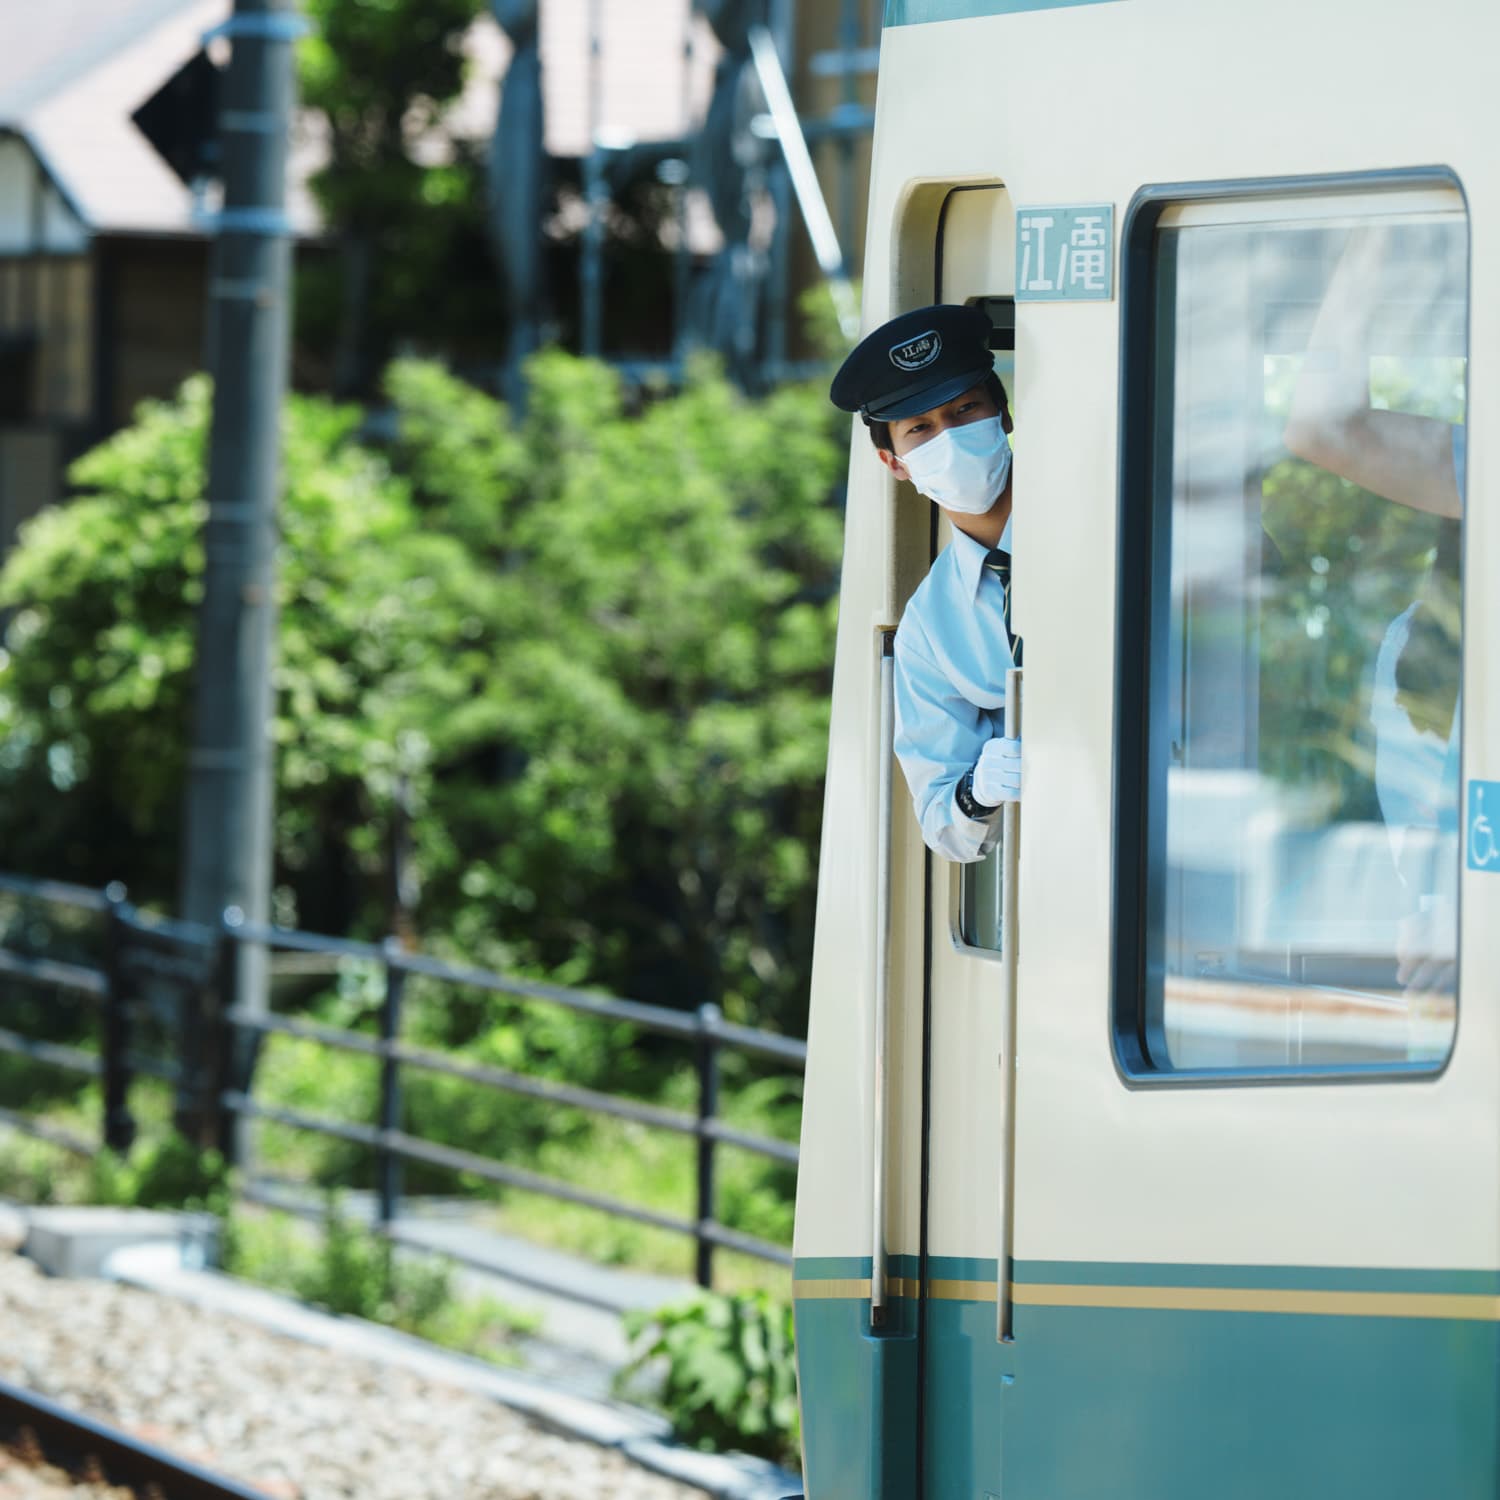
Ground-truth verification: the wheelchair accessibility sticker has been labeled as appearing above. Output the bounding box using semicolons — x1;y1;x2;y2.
1471;781;1500;872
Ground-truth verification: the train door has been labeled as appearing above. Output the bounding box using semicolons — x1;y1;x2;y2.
917;182;1020;1500
996;177;1500;1499
911;175;1499;1499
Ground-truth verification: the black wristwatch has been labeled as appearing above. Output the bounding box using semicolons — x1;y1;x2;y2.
955;766;998;822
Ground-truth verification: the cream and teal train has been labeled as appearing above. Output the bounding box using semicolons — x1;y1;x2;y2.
792;0;1500;1494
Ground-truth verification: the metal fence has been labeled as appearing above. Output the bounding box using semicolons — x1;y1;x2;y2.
0;871;804;1289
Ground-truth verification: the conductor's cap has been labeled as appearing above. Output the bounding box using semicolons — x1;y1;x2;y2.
829;303;995;422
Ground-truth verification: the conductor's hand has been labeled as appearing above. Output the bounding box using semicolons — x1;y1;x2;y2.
972;735;1022;806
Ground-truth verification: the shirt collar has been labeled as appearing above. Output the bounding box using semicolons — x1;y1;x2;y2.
949;513;1013;603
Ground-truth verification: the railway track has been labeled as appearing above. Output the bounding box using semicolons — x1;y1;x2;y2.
0;1378;268;1499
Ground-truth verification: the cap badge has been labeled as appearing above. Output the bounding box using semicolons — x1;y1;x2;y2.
889;331;941;372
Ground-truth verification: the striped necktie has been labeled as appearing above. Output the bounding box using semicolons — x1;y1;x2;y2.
984;547;1023;667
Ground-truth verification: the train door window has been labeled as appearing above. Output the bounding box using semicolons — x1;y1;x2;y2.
960;834;1005;952
1118;182;1466;1075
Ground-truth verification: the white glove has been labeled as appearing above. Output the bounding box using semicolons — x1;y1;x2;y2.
972;735;1022;806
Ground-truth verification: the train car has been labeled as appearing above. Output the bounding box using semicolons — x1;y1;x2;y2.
790;0;1498;1495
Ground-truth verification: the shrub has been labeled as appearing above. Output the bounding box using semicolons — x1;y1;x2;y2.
224;1197;539;1365
621;1290;800;1469
0;354;844;1037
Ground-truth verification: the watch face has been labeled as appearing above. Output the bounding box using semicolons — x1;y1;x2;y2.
956;769;988;821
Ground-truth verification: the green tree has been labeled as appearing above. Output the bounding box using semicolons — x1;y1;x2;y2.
0;354;844;1033
385;352;844;1031
0;377;482;933
296;0;498;393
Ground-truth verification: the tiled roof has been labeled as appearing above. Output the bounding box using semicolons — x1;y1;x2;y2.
4;0;235;236
0;0;721;241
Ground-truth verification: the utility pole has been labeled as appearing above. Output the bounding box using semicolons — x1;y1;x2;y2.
178;0;301;1152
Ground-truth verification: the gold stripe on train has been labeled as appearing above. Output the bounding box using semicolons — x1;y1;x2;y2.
793;1278;872;1300
792;1276;921;1301
795;1278;1500;1320
1011;1284;1500;1321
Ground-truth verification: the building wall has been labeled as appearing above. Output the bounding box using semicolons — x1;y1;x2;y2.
0;425;61;553
0;134;88;257
98;235;209;431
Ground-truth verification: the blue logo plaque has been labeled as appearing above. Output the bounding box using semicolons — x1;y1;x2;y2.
1015;204;1114;302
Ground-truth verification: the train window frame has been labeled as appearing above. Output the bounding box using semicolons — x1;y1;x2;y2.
1110;167;1469;1087
950;851;1008;963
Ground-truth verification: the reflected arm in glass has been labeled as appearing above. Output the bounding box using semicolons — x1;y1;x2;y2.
1397;900;1457;999
1281;225;1464;1007
1283;227;1462;520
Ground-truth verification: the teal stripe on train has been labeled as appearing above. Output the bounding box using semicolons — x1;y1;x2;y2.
794;1257;1500;1497
967;1290;1497;1497
796;1253;1500;1296
1012;1258;1500;1294
793;1273;918;1500
885;0;1123;26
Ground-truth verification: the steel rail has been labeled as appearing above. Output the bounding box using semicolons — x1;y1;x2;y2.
222;1007;800;1164
0;1106;93;1157
0;1026;101;1077
0;947;108;999
225;921;808;1062
226;1099;795;1266
0;1376;269;1499
0;873;111;912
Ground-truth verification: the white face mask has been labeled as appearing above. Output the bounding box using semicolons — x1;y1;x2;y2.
898;415;1012;515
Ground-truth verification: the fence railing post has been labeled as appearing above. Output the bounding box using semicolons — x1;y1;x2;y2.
211;908;245;1166
100;883;135;1155
378;937;406;1228
695;1002;721;1290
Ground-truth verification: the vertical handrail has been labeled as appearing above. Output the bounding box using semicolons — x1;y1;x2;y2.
101;885;136;1154
695;1002;721;1289
871;627;896;1326
996;666;1023;1342
378;937;406;1228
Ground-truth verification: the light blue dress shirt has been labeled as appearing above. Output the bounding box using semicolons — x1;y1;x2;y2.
893;515;1015;863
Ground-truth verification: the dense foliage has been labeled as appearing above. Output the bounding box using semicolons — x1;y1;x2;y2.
295;0;499;390
0;354;844;1034
622;1290;799;1469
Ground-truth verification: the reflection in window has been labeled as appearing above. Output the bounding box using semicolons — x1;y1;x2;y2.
1147;197;1464;1071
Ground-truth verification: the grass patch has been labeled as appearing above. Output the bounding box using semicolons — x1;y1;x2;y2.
245;1015;798;1296
0;1122;538;1370
225;1199;540;1366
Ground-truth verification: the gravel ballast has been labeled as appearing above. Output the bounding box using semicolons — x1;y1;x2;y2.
0;1253;709;1500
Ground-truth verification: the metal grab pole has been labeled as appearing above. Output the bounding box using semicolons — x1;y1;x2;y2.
997;666;1022;1342
871;628;896;1327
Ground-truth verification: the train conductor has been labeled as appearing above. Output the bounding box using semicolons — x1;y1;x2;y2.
831;303;1021;863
